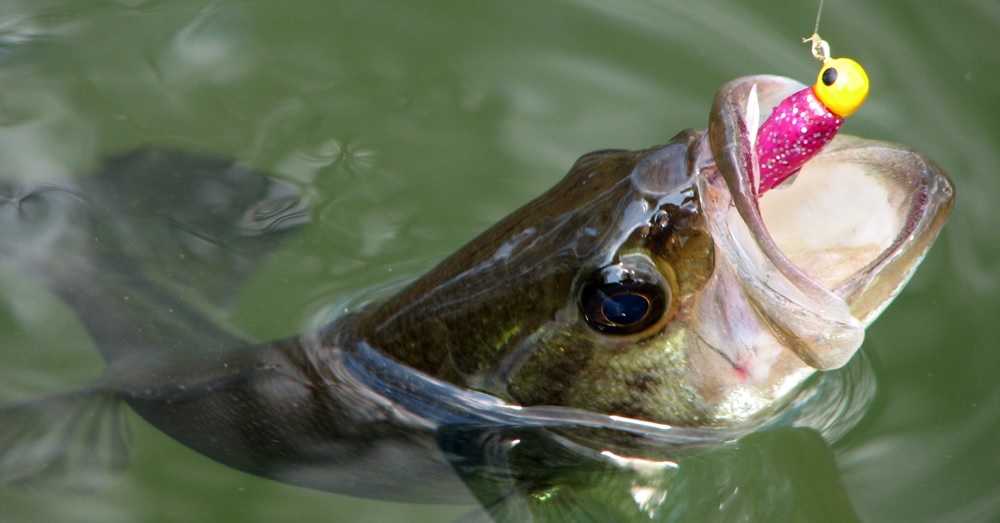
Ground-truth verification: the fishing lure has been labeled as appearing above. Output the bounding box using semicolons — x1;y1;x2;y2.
755;34;869;194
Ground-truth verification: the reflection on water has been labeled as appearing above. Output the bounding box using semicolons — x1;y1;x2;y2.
0;0;995;522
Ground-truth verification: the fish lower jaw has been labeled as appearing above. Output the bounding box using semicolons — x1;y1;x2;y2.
684;320;820;425
708;365;816;423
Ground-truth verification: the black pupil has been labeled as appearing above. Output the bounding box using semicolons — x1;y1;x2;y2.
602;293;650;325
822;67;838;86
579;265;669;335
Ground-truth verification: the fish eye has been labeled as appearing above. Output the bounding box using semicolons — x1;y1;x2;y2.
813;57;869;117
579;263;669;335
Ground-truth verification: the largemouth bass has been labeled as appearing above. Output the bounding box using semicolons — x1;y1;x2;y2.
0;75;952;506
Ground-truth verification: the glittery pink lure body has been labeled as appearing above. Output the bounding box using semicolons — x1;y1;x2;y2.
755;87;843;194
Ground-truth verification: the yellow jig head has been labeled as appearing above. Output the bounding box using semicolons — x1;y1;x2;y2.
806;33;869;117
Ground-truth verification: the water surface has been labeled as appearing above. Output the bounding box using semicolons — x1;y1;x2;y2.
0;0;996;521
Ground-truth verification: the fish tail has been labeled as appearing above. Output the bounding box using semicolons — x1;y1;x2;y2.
0;388;130;490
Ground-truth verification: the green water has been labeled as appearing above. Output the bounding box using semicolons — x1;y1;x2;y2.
0;0;996;521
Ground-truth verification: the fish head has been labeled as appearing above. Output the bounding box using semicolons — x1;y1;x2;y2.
360;75;953;427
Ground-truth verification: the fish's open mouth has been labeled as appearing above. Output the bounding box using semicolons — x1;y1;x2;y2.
698;75;953;370
761;152;905;291
758;137;953;325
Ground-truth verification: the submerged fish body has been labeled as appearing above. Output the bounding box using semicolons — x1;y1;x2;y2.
0;76;952;505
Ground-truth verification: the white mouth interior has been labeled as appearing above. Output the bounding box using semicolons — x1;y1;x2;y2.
758;159;905;290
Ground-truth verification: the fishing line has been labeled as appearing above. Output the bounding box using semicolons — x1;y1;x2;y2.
813;0;825;36
804;0;829;62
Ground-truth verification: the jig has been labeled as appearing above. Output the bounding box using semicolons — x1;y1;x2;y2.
755;33;869;194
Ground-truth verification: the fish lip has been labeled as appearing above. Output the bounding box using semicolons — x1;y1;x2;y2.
698;75;954;370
